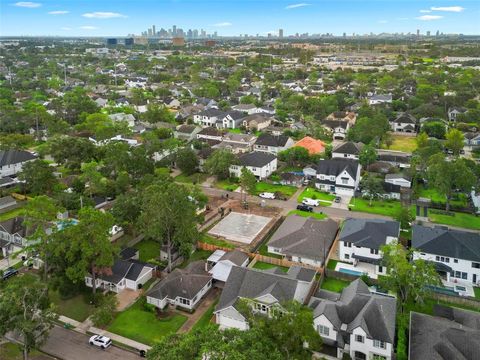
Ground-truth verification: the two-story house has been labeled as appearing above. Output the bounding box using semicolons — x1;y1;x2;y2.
412;225;480;286
314;159;361;196
447;107;467;122
390;113;417;133
214;133;257;154
215;265;317;330
322;119;350;140
174;124;202;142
221;111;246;129
232;103;261;115
310;279;396;360
332;142;364;160
242;113;273;131
0;150;37;178
253;134;294;155
229;152;277;180
338;218;400;278
193;109;226;127
0;216;34;257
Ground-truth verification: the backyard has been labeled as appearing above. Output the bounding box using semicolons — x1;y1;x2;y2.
297;188;335;206
349;197;414;218
108;299;188;346
287;209;328;220
320;277;351;293
382;135;417;153
175;172;208;185
200;234;235;249
133;239;161;263
191;300;219;331
252;261;289;273
49;289;95;322
179;249;212;268
418;185;468;208
252;182;297;198
428;210;480;231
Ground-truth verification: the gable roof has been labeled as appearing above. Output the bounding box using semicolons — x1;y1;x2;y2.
332;142;364;155
198;108;225;118
310;279;396;345
294;137;325;155
412;225;480;262
219;249;250;266
393;112;417;124
0;150;37;167
315;159;359;179
268;215;338;262
237;151;276;167
255;133;291;147
339;218;400;250
0;216;34;238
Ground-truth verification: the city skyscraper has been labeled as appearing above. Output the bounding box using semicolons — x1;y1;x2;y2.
152;25;156;36
279;29;284;38
172;25;177;36
416;29;420;37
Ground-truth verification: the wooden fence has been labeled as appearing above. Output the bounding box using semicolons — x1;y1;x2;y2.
430;292;480;309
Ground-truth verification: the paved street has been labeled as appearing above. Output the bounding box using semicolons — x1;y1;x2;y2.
38;326;141;360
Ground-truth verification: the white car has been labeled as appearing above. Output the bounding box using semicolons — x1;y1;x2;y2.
89;335;112;349
259;192;275;199
302;198;320;206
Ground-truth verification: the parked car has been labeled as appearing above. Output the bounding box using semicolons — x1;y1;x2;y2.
259;192;275;199
2;267;18;281
296;204;313;212
89;335;112;349
334;196;341;203
302;198;320;206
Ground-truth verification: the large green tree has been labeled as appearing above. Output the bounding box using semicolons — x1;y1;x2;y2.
19;159;58;195
445;128;465;156
175;148;199;176
358;144;377;168
240;167;257;201
204;149;237;180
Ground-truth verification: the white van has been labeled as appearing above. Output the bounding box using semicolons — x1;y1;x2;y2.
259;192;275;199
302;198;320;206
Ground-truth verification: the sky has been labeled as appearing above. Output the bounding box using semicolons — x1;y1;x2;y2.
0;0;479;37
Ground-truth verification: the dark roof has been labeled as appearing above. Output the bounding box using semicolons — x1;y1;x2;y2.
147;260;211;301
0;196;16;207
176;125;198;134
409;307;480;360
255;133;291;147
382;182;401;193
120;247;138;260
393;112;417;124
219;249;249;266
0;150;37;167
332;142;363;155
0;177;16;186
315;159;359;179
225;110;246;120
0;217;34;238
412;225;480;262
198;127;222;136
268;215;338;262
97;259;153;284
198;108;225;117
238;151;276;167
339;218;400;250
322;119;348;129
310;279;396;345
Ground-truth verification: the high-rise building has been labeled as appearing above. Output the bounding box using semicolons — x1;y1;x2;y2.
106;38;118;45
193;29;198;38
124;38;134;46
436;30;440;37
152;25;156;36
279;29;284;38
426;30;431;37
172;25;177;36
416;29;420;37
201;29;206;38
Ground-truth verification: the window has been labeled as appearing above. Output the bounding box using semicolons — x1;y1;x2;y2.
345;254;350;259
344;242;352;248
370;248;379;255
372;355;387;360
436;256;440;261
445;257;450;263
355;335;364;343
342;179;348;185
462;272;468;280
378;266;383;273
318;325;329;336
473;262;480;269
373;340;386;349
454;259;458;263
330;176;335;181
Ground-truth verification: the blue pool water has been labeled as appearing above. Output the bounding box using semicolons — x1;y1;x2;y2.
338;267;364;276
57;219;79;230
428;285;458;296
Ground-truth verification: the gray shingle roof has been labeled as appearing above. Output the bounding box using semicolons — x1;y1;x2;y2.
393;112;417;124
332;142;363;155
268;215;338;262
255;133;290;147
339;218;400;250
315;159;359;179
238;151;276;167
219;249;249;266
0;150;37;167
412;225;480;262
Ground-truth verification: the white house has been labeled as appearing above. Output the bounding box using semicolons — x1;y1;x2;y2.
146;261;212;310
0;150;37;178
368;94;392;105
332;142;363;160
322;120;350;140
221;111;246;129
391;113;417;133
448;107;467;122
338;219;400;278
0;216;32;257
232;103;261;115
310;279;396;360
412;225;480;286
215;265;316;330
108;113;136;128
193;109;226;127
314;159;361;196
384;173;411;188
229;152;277;180
253;134;294;155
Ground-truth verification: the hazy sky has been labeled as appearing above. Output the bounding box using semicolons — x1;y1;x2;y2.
1;0;479;37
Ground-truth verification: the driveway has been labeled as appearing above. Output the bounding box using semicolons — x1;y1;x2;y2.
329;195;351;210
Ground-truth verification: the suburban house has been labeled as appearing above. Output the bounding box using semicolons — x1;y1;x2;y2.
196;127;223;144
384;173;411;188
447;107;467;122
85;259;155;293
379;182;401;200
411;225;480;286
253;133;294;154
0;149;37;177
338;219;400;277
390;113;417;133
326;111;357;125
267;215;338;267
215;265;317;330
332;142;364;160
0;195;17;212
206;249;250;282
294;136;326;155
108;113;136;128
322;119;350;140
464;132;480;149
146;261;212;310
278;172;305;187
229;152;277;180
221;111;246;129
193;109;226;127
376;150;411;169
368;94;392;105
314;159;361;196
214;133;257;154
310;279;396;360
0;216;33;257
174;124;202;142
409;306;480;360
242;113;272;131
232;103;261;115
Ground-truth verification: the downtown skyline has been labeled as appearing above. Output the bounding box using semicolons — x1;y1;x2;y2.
0;0;479;37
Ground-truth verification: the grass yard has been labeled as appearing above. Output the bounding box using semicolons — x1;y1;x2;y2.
428;211;480;230
133;239;161;263
383;135;417;153
49;289;95;322
215;178;239;192
108;300;187;345
349;197;415;218
0;207;25;221
0;342;52;360
326;259;338;270
179;250;213;268
191;300;219;331
200;234;235;249
175;172;208;185
405;297;480;316
474;287;480;299
321;277;351;293
297;188;335;205
252;261;289;273
288;210;328;220
418;186;468;207
258;243;283;259
252;182;297;198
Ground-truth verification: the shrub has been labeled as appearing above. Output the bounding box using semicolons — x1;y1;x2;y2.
91;294;118;327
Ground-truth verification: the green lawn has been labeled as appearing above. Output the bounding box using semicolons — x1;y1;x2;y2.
227;128;243;134
288;210;328;220
326;259;338;270
49;289;95;322
0;342;52;360
191;300;219;331
418;186;467;207
252;182;297;198
428;211;480;230
258;243;283;259
405;297;480;316
134;239;161;263
321;277;351;293
108;300;187;345
297;188;335;205
252;261;289;273
200;234;235;249
474;287;480;299
349;198;415;218
179;250;212;268
175;173;208;185
0;207;25;221
215;178;239;192
382;134;417;153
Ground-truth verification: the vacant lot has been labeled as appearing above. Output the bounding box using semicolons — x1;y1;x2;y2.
252;182;297;198
49;289;95;322
349;198;414;217
383;135;417;153
175;172;208;185
428;211;480;230
297;188;335;205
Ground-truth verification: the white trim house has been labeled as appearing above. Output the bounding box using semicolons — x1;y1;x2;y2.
314;159;361;196
229;152;277;180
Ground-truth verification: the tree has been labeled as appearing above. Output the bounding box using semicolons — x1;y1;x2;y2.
111;191;142;236
204;149;236;180
0;275;57;360
427;154;475;211
395;207;414;230
361;174;384;206
445;128;465;156
23;196;61;281
62;207;117;296
49;136;97;170
379;241;441;313
421;121;446;139
19;159;58;195
141;104;176;124
240;167;256;201
278;146;310;167
176;148;199;176
415;132;429;149
358;144;377;167
139;182;199;272
347;113;390;145
91;293;118;327
80;161;107;197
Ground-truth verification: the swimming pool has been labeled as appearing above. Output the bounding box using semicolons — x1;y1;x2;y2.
338;267;364;276
428;285;458;296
